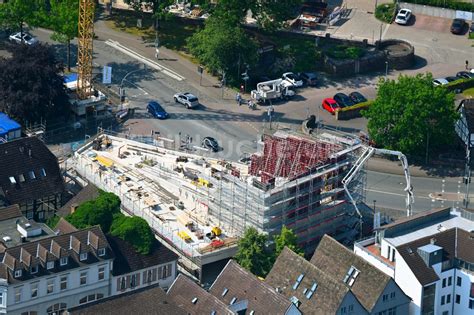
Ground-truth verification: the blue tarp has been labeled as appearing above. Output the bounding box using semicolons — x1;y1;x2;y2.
0;113;21;135
64;73;78;83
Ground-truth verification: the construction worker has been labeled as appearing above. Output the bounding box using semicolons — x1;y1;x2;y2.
155;48;160;59
235;93;241;105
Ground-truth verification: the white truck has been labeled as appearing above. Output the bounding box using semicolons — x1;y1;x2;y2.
251;78;295;104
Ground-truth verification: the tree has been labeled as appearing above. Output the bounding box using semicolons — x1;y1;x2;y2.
274;225;303;258
110;215;154;255
47;0;79;71
0;44;70;124
234;227;271;277
363;73;458;158
0;0;40;37
187;18;258;85
249;0;303;31
66;191;121;233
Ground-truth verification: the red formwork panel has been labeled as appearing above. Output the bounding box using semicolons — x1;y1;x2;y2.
250;134;341;183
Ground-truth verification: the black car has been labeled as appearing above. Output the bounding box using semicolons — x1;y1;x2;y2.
202;137;219;152
445;76;459;83
456;71;474;79
299;72;318;86
333;93;355;108
349;91;367;104
450;18;466;34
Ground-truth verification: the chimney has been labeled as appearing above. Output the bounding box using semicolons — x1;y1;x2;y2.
70;203;78;214
430;238;436;244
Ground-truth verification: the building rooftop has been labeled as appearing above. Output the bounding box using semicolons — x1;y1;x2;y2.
0;225;113;284
397;227;474;285
209;260;295;314
0;205;56;248
57;183;99;217
0;136;64;205
167;274;233;315
66;284;186;315
106;235;178;277
310;235;393;312
54;218;78;235
266;247;351;314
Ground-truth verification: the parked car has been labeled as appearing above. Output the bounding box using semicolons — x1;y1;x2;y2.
457;71;474;79
445;76;459;83
202;137;219;152
450;19;466;34
395;9;412;25
322;98;340;115
349;91;367;104
333;93;355;108
470;22;474;34
282;72;303;87
299;72;318;86
433;78;449;86
9;32;38;45
174;92;199;109
147;101;169;119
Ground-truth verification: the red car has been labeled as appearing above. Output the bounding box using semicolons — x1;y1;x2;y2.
322;98;340;114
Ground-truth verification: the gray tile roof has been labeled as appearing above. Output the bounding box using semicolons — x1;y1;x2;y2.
56;183;99;217
0;204;22;221
67;284;186;315
266;247;351;314
0;137;64;204
167;274;233;315
209;260;295;315
54;217;78;235
310;235;391;312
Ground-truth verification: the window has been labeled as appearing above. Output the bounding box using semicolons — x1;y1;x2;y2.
40;168;46;177
446;294;451;304
441;295;445;305
18;174;25;182
47;279;54;294
471;283;474;298
230;297;237;305
15;269;22;278
340;306;347;314
457;277;462;287
343;266;360;287
120;277;126;290
456;294;460;304
9;176;16;184
15;287;22;303
47;261;54;270
98;248;106;256
46;303;67;315
390;292;396;299
30;265;38;274
448;276;452;286
192;297;198;304
469;299;474;309
293;273;305;290
442;278;447;288
306;282;318;299
388;307;396;315
60;257;68;266
146;270;152;283
21;312;38;315
80;252;88;261
383;294;389;302
222;288;228;297
98;266;105;280
130;274;137;288
28;171;36;180
0;292;3;306
60;275;68;290
31;283;38;298
79;293;103;304
80;271;88;285
442;312;449;315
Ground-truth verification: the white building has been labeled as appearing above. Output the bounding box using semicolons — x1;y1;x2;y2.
354;207;474;315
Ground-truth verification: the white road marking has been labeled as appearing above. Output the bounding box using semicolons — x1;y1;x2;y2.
105;39;185;81
365;188;430;199
122;79;149;96
381;23;390;40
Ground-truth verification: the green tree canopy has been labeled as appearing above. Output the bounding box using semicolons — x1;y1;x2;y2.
234;227;271;277
274;225;303;258
110;215;155;255
0;44;70;124
0;0;41;35
363;73;458;157
66;191;121;233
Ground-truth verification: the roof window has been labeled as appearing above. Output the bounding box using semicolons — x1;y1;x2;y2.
222;288;228;297
191;297;198;304
343;266;360;287
292;273;305;290
9;176;16;184
306;282;318;299
28;171;36;180
14;269;22;278
230;297;237;305
40;168;46;177
18;174;25;182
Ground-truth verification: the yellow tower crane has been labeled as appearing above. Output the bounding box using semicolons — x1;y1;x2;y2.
77;0;95;99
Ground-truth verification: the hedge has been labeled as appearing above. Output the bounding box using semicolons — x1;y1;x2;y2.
402;0;474;12
336;100;373;120
375;3;396;24
444;77;474;92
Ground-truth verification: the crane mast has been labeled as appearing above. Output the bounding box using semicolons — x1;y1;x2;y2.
77;0;95;99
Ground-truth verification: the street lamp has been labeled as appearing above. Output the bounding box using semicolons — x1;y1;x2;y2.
385;61;388;78
373;199;376;213
119;64;147;109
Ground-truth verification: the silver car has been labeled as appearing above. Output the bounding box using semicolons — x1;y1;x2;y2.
9;32;38;45
174;92;199;109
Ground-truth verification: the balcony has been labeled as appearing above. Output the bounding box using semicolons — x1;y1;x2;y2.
354;237;395;276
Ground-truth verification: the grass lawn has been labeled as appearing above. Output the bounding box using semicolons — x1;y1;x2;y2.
104;10;199;51
463;87;474;98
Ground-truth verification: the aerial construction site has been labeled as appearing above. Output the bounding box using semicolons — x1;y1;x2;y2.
71;128;366;276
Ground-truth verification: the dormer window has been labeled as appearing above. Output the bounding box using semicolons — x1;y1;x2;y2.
47;261;55;270
30;265;38;274
80;253;88;261
14;269;22;278
40;168;46;177
9;176;16;184
28;171;36;180
60;257;68;266
98;248;106;257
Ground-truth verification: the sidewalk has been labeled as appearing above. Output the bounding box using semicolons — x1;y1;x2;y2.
367;157;464;178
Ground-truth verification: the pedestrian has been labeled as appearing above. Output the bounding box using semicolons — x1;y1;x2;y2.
466;60;469;70
235;93;241;105
247;100;252;109
240;84;244;93
155;48;159;59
